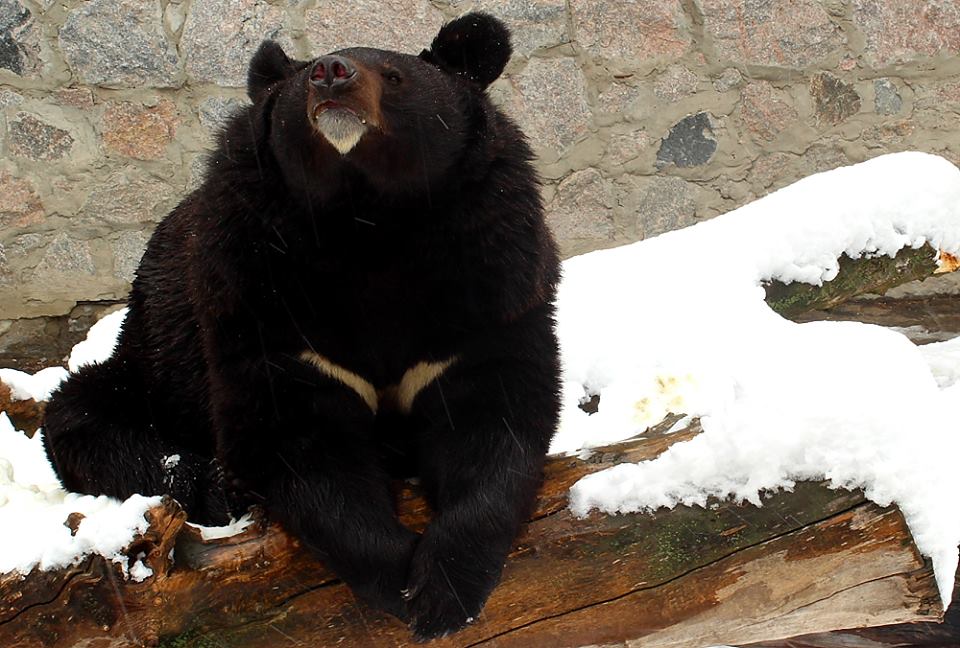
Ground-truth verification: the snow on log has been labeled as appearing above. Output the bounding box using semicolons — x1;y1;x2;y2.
765;244;956;317
0;426;942;648
0;381;43;437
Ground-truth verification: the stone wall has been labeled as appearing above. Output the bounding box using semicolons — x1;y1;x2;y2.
2;0;960;366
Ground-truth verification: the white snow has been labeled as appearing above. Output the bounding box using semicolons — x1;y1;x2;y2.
67;306;128;373
0;307;127;402
0;308;127;401
161;454;181;488
0;151;958;614
555;152;960;608
187;513;256;541
0;413;160;576
919;336;960;388
0;367;69;402
128;554;154;582
113;551;154;582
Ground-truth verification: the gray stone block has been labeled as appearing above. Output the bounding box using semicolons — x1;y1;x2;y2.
508;57;591;152
625;175;702;239
7;113;74;161
0;170;43;228
306;0;443;54
654;65;699;102
198;96;250;133
59;0;181;88
546;169;615;241
810;72;861;125
79;168;177;225
36;234;95;276
182;0;291;87
739;81;798;142
854;0;960;67
656;112;717;168
113;230;151;282
571;0;691;64
874;78;903;115
0;0;39;77
699;0;844;68
605;129;652;168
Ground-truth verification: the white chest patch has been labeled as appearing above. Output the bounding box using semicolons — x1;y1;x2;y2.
299;351;456;414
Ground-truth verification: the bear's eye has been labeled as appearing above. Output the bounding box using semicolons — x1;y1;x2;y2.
382;70;402;85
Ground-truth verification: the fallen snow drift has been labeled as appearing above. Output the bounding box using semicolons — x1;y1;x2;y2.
68;306;128;373
0;367;68;403
555;152;960;607
0;309;282;575
0;307;127;403
0;152;959;609
0;413;159;576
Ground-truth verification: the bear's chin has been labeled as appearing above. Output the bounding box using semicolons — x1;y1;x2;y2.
315;109;368;155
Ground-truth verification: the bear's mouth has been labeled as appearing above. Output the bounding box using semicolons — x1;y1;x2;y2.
312;101;369;155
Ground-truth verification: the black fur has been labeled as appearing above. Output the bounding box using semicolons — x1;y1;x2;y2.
246;40;299;102
422;12;512;89
43;13;560;641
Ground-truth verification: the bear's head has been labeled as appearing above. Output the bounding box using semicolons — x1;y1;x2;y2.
245;13;512;198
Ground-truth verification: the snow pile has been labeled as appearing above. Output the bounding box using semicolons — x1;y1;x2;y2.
0;304;258;578
0;367;68;402
554;152;960;606
67;306;128;372
0;306;127;403
0;413;160;575
919;336;960;388
127;556;154;582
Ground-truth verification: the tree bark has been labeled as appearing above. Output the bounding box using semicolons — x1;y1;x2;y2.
0;381;43;437
764;244;957;318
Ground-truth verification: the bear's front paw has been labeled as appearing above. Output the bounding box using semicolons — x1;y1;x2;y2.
344;528;419;623
352;565;413;623
404;540;494;641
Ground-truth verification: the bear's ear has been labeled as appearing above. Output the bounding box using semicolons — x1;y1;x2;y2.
421;12;511;89
247;40;296;102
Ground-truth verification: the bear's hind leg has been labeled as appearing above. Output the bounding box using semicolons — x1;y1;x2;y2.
43;356;229;525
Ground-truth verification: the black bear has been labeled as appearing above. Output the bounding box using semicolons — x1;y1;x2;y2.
43;12;560;640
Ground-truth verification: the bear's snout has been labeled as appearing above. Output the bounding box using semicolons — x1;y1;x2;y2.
305;52;384;154
311;55;357;89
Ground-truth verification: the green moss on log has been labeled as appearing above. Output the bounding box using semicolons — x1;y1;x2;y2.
157;628;222;648
765;245;940;318
635;482;864;583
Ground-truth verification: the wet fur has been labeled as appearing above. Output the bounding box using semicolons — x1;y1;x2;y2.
43;12;560;641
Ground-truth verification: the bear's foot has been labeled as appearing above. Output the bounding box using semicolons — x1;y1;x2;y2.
404;535;495;641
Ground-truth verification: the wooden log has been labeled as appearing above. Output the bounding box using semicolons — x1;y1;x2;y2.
0;380;44;437
0;426;943;648
745;560;960;647
764;244;956;318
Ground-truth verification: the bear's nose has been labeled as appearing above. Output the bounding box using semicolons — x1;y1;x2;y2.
311;55;356;88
